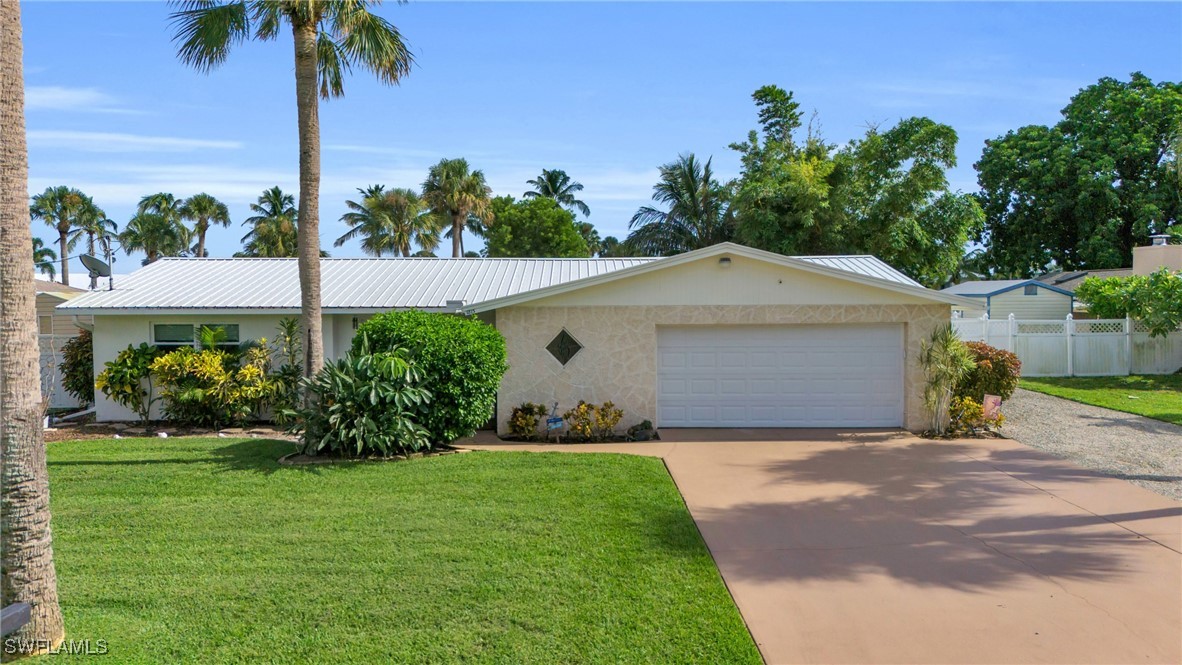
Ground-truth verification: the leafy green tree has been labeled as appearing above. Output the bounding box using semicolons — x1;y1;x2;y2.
524;168;590;217
485;196;589;258
29;185;89;284
336;185;438;257
625;154;734;256
976;73;1182;275
238;186;298;257
170;0;414;381
180;193;230;258
1074;269;1182;337
120;211;189;264
576;222;601;256
421;158;494;257
32;237;56;279
68;202;118;289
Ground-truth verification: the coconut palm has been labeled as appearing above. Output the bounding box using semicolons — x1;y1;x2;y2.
422;158;494;257
29;185;89;284
239;186;299;258
336;185;438;257
68;203;118;289
180;192;230;258
170;0;414;381
525;168;591;218
577;222;601;256
120;211;190;264
32;237;57;280
625;154;734;256
2;0;66;648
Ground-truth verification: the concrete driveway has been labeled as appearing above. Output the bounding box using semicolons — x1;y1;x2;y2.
462;430;1182;664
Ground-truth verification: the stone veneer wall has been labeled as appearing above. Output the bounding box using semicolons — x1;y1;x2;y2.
494;304;951;434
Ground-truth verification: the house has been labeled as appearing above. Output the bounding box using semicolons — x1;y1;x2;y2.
59;243;976;432
35;280;94;409
941;279;1074;320
1036;268;1134;295
1035;235;1181;301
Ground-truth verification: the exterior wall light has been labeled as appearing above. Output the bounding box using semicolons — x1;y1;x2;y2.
718;257;732;268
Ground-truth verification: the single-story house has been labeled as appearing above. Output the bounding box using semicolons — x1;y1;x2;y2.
942;279;1074;320
36;280;93;409
59;243;977;432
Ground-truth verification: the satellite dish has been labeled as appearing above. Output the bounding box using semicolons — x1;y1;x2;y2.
80;254;111;278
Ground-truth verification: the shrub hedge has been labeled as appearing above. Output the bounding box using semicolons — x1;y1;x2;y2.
60;329;94;404
956;341;1022;402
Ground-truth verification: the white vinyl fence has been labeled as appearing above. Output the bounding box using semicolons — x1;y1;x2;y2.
952;314;1182;377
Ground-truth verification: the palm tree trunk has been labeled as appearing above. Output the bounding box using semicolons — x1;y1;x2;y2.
1;2;66;654
292;19;324;388
87;232;96;290
57;230;68;286
452;213;463;257
196;226;206;260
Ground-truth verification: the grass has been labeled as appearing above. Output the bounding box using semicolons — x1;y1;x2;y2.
1020;374;1182;425
42;438;759;664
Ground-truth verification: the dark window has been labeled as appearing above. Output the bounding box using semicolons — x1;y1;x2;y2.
153;323;240;349
546;329;583;365
1023;284;1038;296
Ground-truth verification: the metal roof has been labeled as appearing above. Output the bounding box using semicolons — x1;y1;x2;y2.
941;279;1074;298
59;248;932;314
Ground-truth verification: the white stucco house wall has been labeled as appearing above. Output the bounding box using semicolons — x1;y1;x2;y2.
941;279;1074;320
59;243;976;433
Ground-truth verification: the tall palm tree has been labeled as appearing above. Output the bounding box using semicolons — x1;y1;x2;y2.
29;185;88;284
239;186;299;257
625;154;734;256
68;202;118;289
422;158;494;257
120;211;190;264
577;222;601;256
170;0;414;381
180;192;230;258
2;0;66;650
336;185;438;257
525;168;591;218
32;237;57;280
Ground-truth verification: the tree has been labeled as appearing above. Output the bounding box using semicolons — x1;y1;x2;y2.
238;186;298;257
976;73;1182;276
524;168;590;217
68;201;118;289
29;185;89;284
336;185;438;257
2;0;66;651
484;196;590;258
421;158;494;257
577;222;601;256
32;237;56;280
1075;269;1182;338
180;192;230;259
598;235;627;257
625;153;734;256
171;0;414;383
120;211;189;264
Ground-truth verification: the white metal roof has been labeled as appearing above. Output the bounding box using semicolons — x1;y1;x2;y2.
793;255;920;287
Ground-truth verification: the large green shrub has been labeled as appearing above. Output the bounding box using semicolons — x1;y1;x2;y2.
292;342;433;457
956;341;1022;402
60;329;94;404
1075;269;1182;337
355;310;507;443
95;343;162;423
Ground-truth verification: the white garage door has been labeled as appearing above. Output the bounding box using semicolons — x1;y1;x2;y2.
657;325;904;428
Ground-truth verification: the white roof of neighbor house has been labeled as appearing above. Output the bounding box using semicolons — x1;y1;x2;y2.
59;244;948;314
942;279;1075;297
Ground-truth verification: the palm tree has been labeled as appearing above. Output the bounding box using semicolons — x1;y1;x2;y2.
180;192;230;258
32;237;57;280
239;186;299;257
170;0;414;382
577;222;601;256
625;154;734;256
120;211;189;264
525;168;591;218
29;185;89;284
336;185;438;257
1;0;67;649
68;202;118;289
598;235;624;257
422;158;494;257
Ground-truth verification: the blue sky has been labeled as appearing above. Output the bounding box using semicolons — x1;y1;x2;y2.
23;1;1182;279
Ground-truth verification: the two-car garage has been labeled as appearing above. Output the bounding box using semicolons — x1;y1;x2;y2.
656;324;905;428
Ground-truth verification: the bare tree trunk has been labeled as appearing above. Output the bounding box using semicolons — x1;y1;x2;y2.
196;228;206;261
452;214;462;257
56;230;68;286
1;1;66;655
292;20;323;388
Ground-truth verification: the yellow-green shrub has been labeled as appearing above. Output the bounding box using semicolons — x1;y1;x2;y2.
948;396;1005;435
150;343;276;427
562;401;624;442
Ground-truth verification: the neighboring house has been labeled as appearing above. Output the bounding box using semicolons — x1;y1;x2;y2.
1036;268;1134;295
35;280;94;409
941;280;1074;320
59;243;975;432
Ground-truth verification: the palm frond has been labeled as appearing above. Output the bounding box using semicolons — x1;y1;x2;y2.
169;0;251;72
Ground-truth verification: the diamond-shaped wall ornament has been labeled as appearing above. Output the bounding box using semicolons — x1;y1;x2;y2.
546;329;583;365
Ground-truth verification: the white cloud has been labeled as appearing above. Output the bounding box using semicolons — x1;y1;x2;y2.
27;130;242;153
24;86;138;114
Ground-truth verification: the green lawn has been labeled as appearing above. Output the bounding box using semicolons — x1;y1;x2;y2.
45;438;759;664
1021;375;1182;425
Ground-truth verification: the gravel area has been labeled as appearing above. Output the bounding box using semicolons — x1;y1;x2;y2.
1002;388;1182;501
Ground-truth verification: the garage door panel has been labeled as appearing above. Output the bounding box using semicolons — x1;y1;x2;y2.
657;325;903;428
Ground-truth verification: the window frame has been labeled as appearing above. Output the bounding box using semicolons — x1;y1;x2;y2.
151;323;241;350
1023;284;1039;296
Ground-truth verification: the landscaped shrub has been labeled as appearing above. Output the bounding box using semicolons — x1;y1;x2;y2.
355;310;507;443
150;343;276;427
919;324;975;434
291;341;433;457
563;401;624;442
956;341;1022;402
948;396;1005;435
60;329;94;404
269;317;303;424
508;402;548;440
95;343;162;423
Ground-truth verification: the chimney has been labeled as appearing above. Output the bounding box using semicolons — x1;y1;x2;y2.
1133;235;1181;274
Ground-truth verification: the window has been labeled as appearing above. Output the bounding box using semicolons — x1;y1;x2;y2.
152;323;240;349
38;316;53;335
1023;284;1038;296
546;329;583;365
